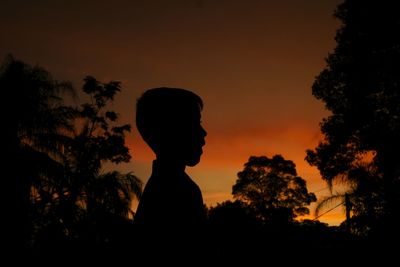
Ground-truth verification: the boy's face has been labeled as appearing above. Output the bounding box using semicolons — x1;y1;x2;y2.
159;107;207;166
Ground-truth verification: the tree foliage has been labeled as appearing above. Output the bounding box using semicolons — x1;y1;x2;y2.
232;155;316;223
306;0;400;232
0;55;142;251
208;200;260;227
32;76;142;246
1;55;76;249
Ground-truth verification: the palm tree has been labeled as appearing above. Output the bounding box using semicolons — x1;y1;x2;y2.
315;162;383;236
47;76;142;246
1;56;142;251
0;55;76;249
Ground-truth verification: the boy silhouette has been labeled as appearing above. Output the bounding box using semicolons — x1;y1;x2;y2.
134;87;207;227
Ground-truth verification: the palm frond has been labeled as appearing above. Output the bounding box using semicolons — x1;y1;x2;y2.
120;172;143;201
315;194;345;217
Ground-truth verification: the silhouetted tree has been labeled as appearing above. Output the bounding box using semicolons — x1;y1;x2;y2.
0;55;142;256
0;55;76;251
33;76;142;250
233;155;316;224
315;162;384;236
306;0;400;235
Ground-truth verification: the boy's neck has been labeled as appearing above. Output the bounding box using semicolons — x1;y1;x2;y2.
153;157;186;173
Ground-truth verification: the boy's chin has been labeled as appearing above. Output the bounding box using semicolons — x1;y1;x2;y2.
186;157;201;167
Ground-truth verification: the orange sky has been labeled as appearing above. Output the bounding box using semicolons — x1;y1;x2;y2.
1;0;345;225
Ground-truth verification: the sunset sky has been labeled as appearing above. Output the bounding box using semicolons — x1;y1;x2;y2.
1;0;346;225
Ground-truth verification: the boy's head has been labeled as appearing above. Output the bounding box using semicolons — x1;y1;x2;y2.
136;87;207;166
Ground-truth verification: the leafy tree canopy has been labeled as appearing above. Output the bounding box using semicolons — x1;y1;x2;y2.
0;55;142;250
306;0;400;183
233;155;316;223
306;0;400;235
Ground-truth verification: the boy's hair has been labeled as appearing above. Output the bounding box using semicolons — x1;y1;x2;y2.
136;87;203;149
